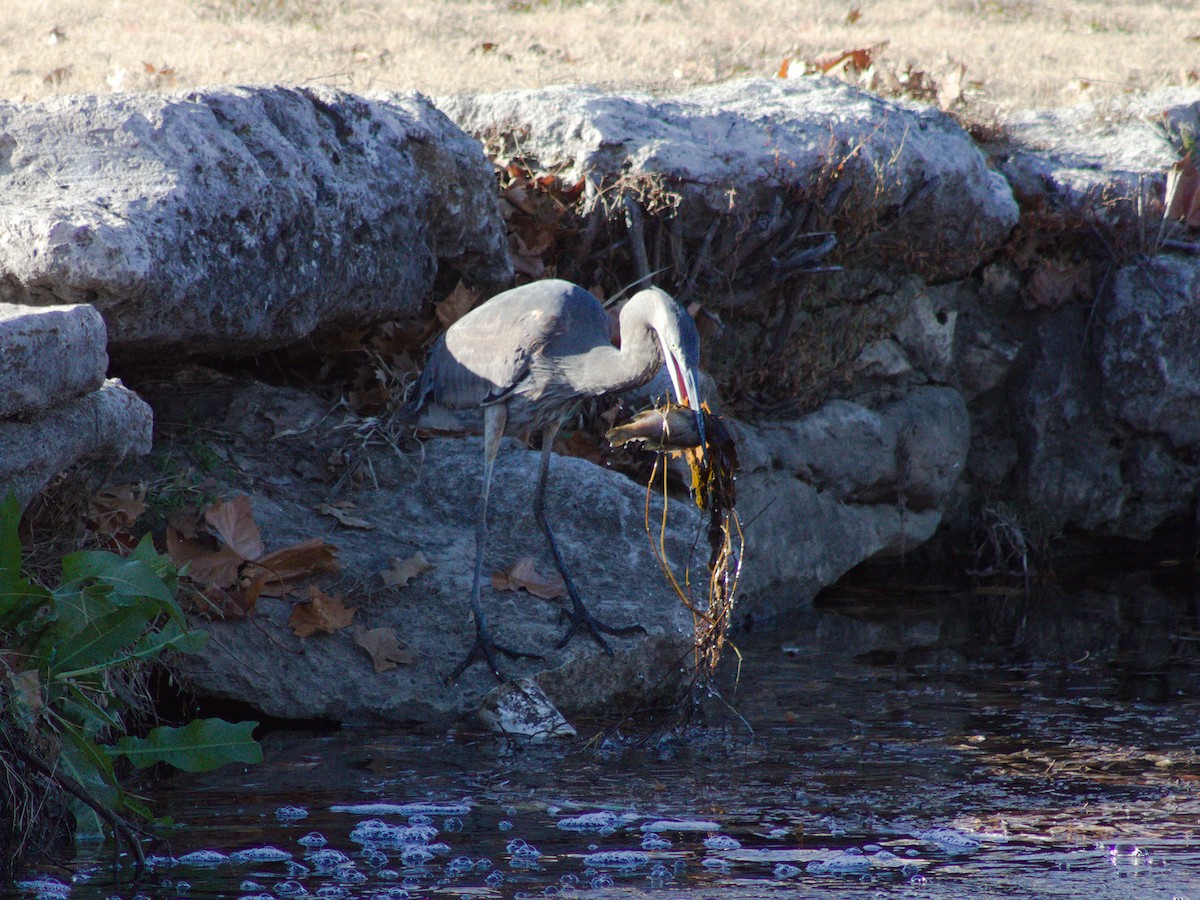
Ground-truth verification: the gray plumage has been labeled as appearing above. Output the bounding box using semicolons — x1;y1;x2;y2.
404;278;704;680
407;279;701;434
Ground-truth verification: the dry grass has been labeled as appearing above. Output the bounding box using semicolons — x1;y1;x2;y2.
2;0;1197;112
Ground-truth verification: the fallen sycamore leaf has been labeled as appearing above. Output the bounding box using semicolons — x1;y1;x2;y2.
1027;258;1092;309
184;583;259;620
381;552;436;588
289;586;357;638
435;280;479;328
1165;153;1200;227
87;482;147;535
244;538;340;598
492;556;567;600
314;502;375;530
353;625;415;672
165;495;340;604
204;495;265;562
167;525;245;589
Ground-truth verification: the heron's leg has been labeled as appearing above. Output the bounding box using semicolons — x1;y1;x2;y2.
451;404;542;682
535;421;645;654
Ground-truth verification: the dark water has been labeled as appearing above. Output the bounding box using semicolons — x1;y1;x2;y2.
15;568;1200;899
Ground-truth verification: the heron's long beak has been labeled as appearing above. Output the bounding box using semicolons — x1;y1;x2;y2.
660;339;707;462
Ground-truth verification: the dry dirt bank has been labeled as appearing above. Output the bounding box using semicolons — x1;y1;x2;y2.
3;0;1198;114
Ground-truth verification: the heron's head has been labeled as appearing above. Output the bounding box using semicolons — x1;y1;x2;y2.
629;287;706;452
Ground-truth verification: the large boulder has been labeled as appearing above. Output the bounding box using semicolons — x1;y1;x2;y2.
732;386;970;621
1;301;152;505
160;381;698;725
0;86;512;355
996;87;1200;208
0;301;106;416
1;377;152;505
438;76;1018;284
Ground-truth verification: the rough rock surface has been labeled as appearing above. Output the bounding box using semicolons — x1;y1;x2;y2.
1096;256;1200;449
0;86;512;354
731;386;970;622
997;87;1200;206
0;302;106;416
439;76;1018;282
1;378;152;505
162;381;698;725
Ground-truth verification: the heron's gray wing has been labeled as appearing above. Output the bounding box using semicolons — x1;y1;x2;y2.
422;281;609;411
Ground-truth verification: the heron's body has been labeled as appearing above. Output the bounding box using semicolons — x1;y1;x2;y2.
404;279;703;679
411;280;687;435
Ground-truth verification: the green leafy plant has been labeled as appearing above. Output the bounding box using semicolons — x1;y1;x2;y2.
0;492;261;871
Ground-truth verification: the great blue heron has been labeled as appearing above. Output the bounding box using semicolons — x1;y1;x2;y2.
402;278;705;680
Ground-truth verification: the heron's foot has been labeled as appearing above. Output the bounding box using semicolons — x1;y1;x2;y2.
555;600;646;655
449;630;543;683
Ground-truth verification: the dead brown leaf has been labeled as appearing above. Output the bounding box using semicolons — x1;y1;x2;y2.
184;583;259;619
937;61;967;110
436;280;479;328
846;6;862;25
381;551;436;588
87;482;147;535
289;586;357;637
314;502;375;530
1165;153;1200;227
204;495;265;561
776;57;792;78
244;538;340;598
813;45;881;76
352;625;415;672
166;526;245;589
1027;258;1092;309
492;556;567;600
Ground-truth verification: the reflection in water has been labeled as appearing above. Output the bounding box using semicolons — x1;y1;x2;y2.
13;569;1200;899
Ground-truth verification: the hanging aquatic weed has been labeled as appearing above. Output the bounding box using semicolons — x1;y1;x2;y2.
607;403;743;684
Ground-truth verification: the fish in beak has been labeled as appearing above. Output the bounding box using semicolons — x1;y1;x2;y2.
659;335;707;463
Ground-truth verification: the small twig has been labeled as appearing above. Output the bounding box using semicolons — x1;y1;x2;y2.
623;195;652;290
679;217;720;304
1161;238;1200;253
13;743;147;879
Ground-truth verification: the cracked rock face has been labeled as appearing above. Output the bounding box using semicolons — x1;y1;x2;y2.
0;86;512;355
439;76;1018;283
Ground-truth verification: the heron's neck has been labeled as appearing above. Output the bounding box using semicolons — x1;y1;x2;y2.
569;322;662;397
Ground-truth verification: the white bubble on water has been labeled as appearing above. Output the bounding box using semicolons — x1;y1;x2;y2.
307;849;351;873
239;881;264;892
331;802;470;817
230;847;293;864
582;850;649;869
498;820;513;831
703;834;741;851
773;863;802;879
400;846;434;867
919;828;981;854
640;819;721;832
589;875;614;889
296;832;327;848
445;856;474;876
178;850;228;867
556;811;619;832
17;878;72;900
640;832;672;851
275;807;308;822
823;851;871;875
